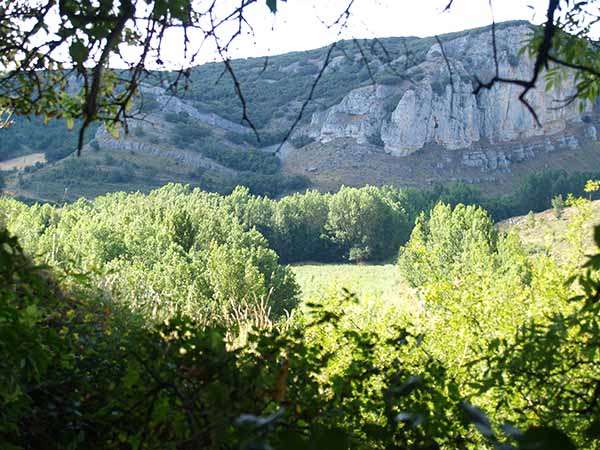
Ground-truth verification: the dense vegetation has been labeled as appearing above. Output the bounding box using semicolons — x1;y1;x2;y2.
11;148;310;200
0;116;98;162
167;112;282;173
3;0;600;446
8;162;600;261
0;185;298;322
220;169;600;263
1;180;599;449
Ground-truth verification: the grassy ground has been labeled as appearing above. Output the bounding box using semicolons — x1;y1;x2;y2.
290;263;419;331
498;199;600;262
0;152;46;171
292;199;600;305
291;263;413;303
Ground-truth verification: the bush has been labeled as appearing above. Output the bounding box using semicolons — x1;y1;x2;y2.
290;135;315;148
326;185;409;261
170;122;212;146
398;202;503;287
552;194;565;218
188;136;282;174
224;130;249;145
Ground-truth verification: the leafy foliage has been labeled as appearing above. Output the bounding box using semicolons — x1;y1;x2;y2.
0;226;469;450
398;203;500;287
0;185;299;323
2;184;600;449
224;185;411;263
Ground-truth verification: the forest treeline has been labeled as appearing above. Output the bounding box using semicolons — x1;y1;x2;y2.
1;178;599;449
4;168;600;265
223;168;600;263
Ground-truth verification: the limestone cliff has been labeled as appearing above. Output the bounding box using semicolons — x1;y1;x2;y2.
90;21;600;192
299;23;598;172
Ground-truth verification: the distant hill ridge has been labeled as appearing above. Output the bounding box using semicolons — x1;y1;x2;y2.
3;20;600;201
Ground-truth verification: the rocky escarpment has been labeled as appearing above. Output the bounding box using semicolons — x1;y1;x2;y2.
298;23;599;172
90;21;600;191
95;127;236;174
93;85;252;174
139;86;250;135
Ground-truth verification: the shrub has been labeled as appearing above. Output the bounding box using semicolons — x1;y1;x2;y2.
398;202;501;287
551;194;565;218
290;135;315;148
326;185;409;261
526;210;536;228
170;122;212;146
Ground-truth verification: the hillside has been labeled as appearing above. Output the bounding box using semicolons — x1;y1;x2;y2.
499;198;600;260
3;20;600;202
291;198;600;311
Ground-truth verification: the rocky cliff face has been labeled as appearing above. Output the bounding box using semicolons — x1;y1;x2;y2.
299;23;598;172
92;21;600;192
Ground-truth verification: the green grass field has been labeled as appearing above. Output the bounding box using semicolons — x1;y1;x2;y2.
291;263;413;303
290;263;419;332
292;199;600;308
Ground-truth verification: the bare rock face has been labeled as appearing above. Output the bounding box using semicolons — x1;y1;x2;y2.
309;84;395;145
304;23;596;167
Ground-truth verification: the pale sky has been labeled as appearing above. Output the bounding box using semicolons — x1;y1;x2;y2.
54;0;554;69
195;0;550;62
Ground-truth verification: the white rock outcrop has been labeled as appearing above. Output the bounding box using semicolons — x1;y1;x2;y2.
305;24;594;159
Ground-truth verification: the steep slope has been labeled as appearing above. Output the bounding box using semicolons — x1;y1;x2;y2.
3;20;600;201
499;199;600;261
283;22;600;188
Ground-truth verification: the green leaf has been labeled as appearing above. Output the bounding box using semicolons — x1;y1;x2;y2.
123;363;140;389
266;0;277;13
69;41;88;64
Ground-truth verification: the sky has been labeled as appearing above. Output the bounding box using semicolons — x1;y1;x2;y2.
206;0;550;61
